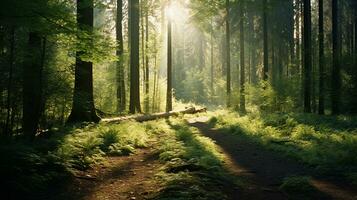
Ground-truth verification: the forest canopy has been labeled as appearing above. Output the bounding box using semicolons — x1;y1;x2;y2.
1;0;357;199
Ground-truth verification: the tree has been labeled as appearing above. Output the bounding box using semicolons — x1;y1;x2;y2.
226;0;231;107
210;18;214;94
23;32;43;137
68;0;100;123
318;0;325;115
239;0;246;114
331;0;341;115
5;27;14;136
129;0;142;114
303;0;312;113
166;1;173;112
263;0;268;81
116;0;126;113
145;2;150;113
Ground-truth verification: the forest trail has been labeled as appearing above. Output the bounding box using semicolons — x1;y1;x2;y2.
59;142;163;200
56;116;357;200
188;116;357;200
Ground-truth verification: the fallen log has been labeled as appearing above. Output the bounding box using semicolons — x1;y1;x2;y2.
101;107;207;123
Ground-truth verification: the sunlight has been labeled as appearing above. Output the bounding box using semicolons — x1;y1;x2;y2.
165;1;188;23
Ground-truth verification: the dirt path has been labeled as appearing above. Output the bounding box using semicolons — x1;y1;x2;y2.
188;117;357;200
57;144;162;200
54;116;356;200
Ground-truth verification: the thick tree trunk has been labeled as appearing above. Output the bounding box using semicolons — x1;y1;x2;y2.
331;0;341;115
318;0;325;115
239;1;246;114
226;0;231;107
303;0;312;113
68;0;100;123
23;32;43;138
129;0;142;114
116;0;126;113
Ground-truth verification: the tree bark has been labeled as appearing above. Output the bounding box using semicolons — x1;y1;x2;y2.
68;0;100;123
103;107;206;123
303;0;312;113
239;1;246;114
331;0;341;115
210;18;214;94
226;0;231;107
116;0;126;113
318;0;325;115
5;27;15;136
23;32;43;138
263;0;268;81
129;0;142;114
145;4;150;113
166;10;173;112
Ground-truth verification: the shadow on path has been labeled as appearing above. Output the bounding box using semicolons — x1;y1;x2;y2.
189;119;357;200
54;147;161;200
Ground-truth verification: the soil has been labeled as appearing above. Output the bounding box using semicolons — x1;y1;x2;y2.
55;116;357;200
55;145;162;200
189;116;357;200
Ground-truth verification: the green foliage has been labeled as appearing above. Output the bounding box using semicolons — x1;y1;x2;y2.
0;121;150;197
0;140;69;199
57;121;149;170
279;176;315;196
246;80;297;113
146;118;240;200
209;110;357;183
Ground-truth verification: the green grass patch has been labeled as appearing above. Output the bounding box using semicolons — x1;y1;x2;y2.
1;121;150;199
208;110;357;184
279;176;320;199
144;118;240;200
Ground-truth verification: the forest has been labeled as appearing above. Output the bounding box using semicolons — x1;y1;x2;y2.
1;0;357;199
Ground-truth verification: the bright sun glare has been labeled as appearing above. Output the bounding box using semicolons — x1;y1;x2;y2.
165;1;188;22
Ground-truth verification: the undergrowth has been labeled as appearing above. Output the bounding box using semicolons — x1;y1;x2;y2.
1;121;150;199
208;110;357;184
144;118;240;200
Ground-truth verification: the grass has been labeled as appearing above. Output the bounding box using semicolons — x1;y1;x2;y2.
144;118;241;200
0;121;150;199
1;114;241;200
208;110;357;184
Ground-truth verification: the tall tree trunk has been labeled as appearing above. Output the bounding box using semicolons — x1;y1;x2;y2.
68;0;100;123
116;0;126;113
239;1;246;114
226;0;231;107
145;5;150;113
141;0;145;97
331;0;341;115
23;32;42;138
166;10;173;112
263;0;268;81
288;0;295;77
318;0;325;115
152;55;157;112
5;27;15;136
295;0;301;76
248;11;256;84
303;0;312;113
129;0;142;114
210;18;214;94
